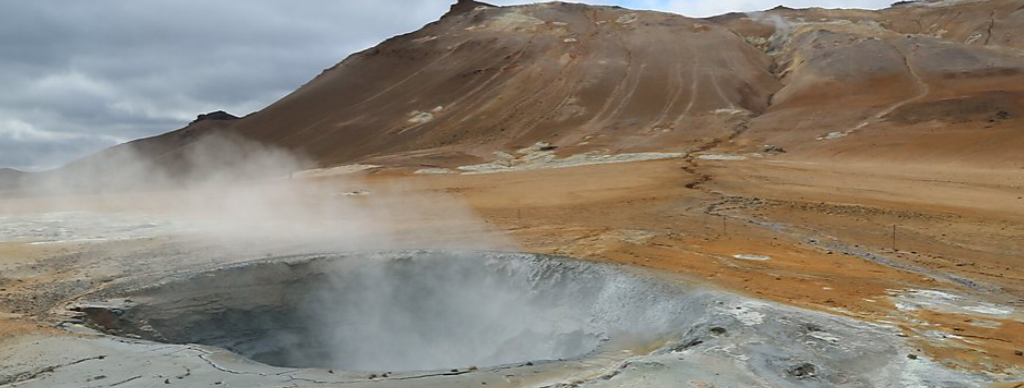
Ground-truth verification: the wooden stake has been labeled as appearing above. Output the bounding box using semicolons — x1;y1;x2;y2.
892;224;897;251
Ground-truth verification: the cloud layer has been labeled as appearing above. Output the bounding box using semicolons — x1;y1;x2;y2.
0;0;894;170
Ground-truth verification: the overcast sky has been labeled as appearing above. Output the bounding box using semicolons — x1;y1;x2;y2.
0;0;893;171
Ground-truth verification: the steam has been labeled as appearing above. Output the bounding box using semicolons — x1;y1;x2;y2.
269;253;708;371
299;254;607;371
19;131;303;194
745;11;796;51
0;131;514;252
103;252;702;372
1;131;530;371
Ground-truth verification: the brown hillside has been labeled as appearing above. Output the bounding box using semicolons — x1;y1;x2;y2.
228;1;779;168
49;0;1024;174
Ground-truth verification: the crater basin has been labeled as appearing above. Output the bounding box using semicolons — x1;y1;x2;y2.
76;251;702;372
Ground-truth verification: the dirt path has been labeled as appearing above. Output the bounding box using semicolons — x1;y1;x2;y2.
847;41;933;135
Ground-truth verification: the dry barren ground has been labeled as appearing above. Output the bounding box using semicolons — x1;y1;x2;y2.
1;156;1022;384
363;156;1024;377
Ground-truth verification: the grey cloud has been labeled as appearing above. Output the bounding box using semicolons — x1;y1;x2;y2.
0;133;116;171
0;0;465;170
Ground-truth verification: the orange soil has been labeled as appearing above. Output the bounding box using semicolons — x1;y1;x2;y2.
1;157;1022;380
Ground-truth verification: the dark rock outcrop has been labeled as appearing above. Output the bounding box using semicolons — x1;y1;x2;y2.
191;110;239;124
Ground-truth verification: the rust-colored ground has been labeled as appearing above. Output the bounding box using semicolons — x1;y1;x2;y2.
353;156;1024;377
2;156;1022;381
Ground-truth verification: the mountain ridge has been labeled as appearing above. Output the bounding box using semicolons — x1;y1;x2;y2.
13;0;1024;188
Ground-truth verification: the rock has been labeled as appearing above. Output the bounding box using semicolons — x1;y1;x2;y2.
891;0;920;7
191;111;239;124
671;338;704;352
990;110;1011;122
445;0;492;17
1015;350;1023;356
907;354;918;360
787;363;817;379
710;327;728;336
803;323;823;332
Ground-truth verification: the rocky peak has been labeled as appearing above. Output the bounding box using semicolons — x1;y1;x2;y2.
191;110;239;124
445;0;494;18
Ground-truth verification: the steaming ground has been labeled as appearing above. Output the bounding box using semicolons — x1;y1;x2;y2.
2;156;1023;386
13;251;995;387
74;252;687;372
1;138;1023;386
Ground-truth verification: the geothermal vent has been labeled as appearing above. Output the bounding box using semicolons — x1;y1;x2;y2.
74;251;702;372
69;251;976;386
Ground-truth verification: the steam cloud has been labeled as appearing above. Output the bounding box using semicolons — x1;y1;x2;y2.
1;132;535;371
1;132;514;251
745;11;797;51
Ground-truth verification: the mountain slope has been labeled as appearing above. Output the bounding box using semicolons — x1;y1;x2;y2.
707;0;1024;167
40;0;1024;178
228;1;780;168
0;168;25;191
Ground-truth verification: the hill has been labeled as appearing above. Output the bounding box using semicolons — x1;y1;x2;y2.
45;0;1024;177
